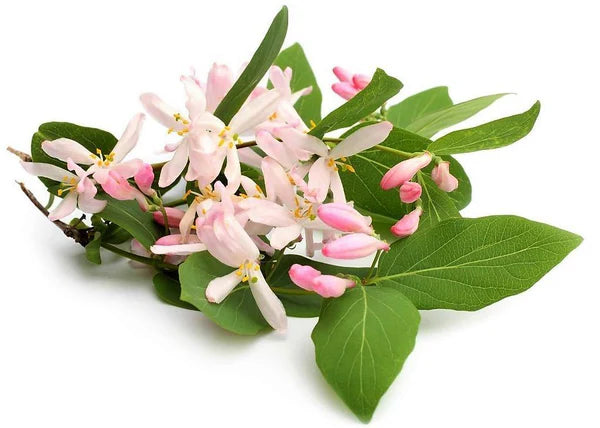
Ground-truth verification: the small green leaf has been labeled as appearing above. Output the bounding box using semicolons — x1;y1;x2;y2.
31;122;117;190
272;42;322;125
98;198;162;249
310;68;403;138
416;172;460;231
179;253;269;335
427;101;541;155
152;273;197;311
441;156;471;210
267;254;369;317
376;216;582;310
213;6;288;124
387;86;453;129
103;223;132;244
85;231;102;265
312;286;420;422
405;93;507;138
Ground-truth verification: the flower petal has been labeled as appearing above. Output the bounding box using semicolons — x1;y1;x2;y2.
41;138;94;164
272;126;329;159
329;121;392;159
48;191;78;221
250;271;287;332
270;224;302;250
181;75;207;120
307;157;332;203
151;242;206;256
21;161;76;182
158;141;189;187
139;93;182;131
205;63;234;113
205;270;242;303
77;195;107;214
112;113;145;162
229;90;280;134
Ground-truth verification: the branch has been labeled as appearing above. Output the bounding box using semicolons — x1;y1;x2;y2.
7;146;32;162
17;181;93;247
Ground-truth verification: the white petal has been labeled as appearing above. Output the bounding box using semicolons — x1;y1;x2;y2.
250;271;287;332
273;127;329;158
237;198;296;227
158;141;188;187
139;93;182;130
111;158;143;179
178;200;198;243
270;224;302;249
224;147;241;192
42;138;94;164
21;162;76;181
77;195;107;214
205;63;234;113
181;75;207;120
205;270;242;303
269;66;292;98
48;192;78;221
329;121;393;159
150;243;206;256
330;170;346;203
255;130;296;168
261;157;296;208
112;113;145;162
229;90;281;134
240;176;262;197
307;157;332;203
237;147;263;168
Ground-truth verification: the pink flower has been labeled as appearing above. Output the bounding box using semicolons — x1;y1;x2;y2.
331;67;371;100
288;264;321;291
380;152;432;190
399;181;422;203
317;203;372;234
432;161;459;192
288;264;355;298
321;233;389;259
152;207;186;227
134;163;155;196
391;207;423;238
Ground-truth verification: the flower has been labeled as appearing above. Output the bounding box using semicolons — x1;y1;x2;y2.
380;152;432;190
431;161;459;192
134;163;156;196
399;181;422;203
331;66;371;100
317;203;373;234
289;263;355;298
152;207;185;227
390;207;423;237
21;158;106;220
321;233;389;259
41;114;146;202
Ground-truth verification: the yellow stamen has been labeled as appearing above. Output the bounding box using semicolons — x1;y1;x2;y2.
309;119;316;129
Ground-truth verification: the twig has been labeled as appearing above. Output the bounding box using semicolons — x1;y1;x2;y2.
7;146;32;162
17;181;93;247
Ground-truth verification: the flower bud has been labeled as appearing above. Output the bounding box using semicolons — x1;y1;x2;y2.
322;233;389;259
391;207;423;238
152;207;186;227
380;152;432;190
431;161;459;192
134;163;155;196
399;182;422;203
317;203;373;234
312;275;355;298
352;74;371;90
289;264;321;291
332;82;359;100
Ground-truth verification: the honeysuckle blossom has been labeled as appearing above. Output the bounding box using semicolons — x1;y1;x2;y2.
391;207;423;237
331;66;371;100
321;233;389;259
21;158;106;220
432;161;459;192
317;203;373;234
399;181;422;203
306;121;393;203
380;152;432;190
289;264;355;298
41;114;146;204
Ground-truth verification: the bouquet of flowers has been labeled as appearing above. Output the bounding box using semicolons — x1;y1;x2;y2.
11;6;581;422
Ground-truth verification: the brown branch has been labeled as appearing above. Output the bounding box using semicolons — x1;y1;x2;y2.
17;181;93;247
7;146;32;162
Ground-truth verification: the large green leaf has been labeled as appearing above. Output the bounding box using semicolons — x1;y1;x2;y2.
179;253;269;335
405;93;507;138
213;6;288;124
387;86;453;129
153;272;197;311
272;42;322;125
376;216;582;310
428;101;541;155
267;254;369;317
310;68;403;138
31;122;117;189
98;198;162;249
312;286;420;422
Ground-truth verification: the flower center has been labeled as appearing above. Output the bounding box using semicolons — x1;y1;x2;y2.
217;126;243;149
167;112;190;136
89;149;115;167
293;197;316;220
235;261;261;283
57;175;78;196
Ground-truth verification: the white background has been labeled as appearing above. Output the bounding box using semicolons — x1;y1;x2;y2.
1;0;598;426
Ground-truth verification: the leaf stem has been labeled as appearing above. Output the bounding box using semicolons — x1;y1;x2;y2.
364;250;382;284
100;242;178;271
270;286;313;296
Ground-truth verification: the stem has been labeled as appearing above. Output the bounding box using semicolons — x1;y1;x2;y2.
158;201;170;235
269;286;313;296
265;248;285;282
163;199;185;208
364;250;382;284
100;242;178;271
44;193;55;210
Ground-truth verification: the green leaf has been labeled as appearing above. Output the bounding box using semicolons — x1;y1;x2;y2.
213;6;288;124
267;254;369;317
310;68;403;138
31;122;117;190
152;273;197;311
102;223;132;244
387;86;453;129
85;231;102;265
416;172;460;230
405;93;507;138
376;216;582;310
98;198;162;249
179;253;269;335
272;42;322;125
312;286;420;422
427;101;541;155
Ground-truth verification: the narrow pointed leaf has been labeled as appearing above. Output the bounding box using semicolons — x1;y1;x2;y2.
387;86;453;128
85;231;102;264
98;198;161;249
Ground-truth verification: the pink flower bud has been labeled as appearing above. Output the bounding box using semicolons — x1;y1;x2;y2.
153;207;185;227
312;275;355;298
289;264;321;291
317;203;373;234
431;161;459;192
352;74;371;90
391;207;423;238
322;233;389;259
380;152;432;190
134;163;155;196
155;234;184;246
399;182;422;203
332;66;353;82
332;82;359;100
